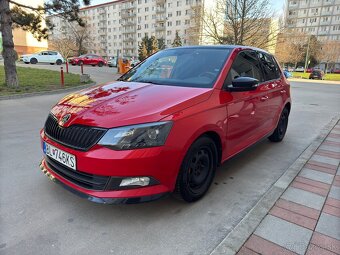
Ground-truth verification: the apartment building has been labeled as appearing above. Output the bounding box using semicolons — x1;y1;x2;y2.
49;0;205;58
285;0;340;41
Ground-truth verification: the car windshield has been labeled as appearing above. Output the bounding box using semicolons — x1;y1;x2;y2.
79;55;86;58
118;48;231;88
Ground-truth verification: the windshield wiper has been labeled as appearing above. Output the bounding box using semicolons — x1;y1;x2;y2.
132;79;161;85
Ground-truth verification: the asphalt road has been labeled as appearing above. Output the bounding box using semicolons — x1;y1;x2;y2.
1;80;340;255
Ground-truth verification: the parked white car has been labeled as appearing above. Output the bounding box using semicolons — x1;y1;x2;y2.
21;51;64;65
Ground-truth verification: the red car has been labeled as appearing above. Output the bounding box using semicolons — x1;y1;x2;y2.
69;54;107;67
40;46;291;204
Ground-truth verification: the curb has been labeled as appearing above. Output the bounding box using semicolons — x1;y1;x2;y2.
289;78;340;85
0;82;97;100
209;116;340;255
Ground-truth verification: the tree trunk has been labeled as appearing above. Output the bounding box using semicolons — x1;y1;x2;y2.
0;0;19;88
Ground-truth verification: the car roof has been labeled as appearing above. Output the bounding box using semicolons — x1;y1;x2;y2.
163;45;271;54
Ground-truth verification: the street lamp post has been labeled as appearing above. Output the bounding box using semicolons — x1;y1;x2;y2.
304;35;311;73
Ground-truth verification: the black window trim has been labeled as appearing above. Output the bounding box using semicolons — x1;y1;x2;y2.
222;49;265;90
256;51;282;83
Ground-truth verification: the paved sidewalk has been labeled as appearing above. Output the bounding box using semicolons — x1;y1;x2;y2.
237;122;340;255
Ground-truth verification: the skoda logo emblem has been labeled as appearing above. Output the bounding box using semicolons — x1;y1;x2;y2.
60;114;71;126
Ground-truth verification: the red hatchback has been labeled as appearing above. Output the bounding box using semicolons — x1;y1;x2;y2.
40;46;291;204
69;54;107;67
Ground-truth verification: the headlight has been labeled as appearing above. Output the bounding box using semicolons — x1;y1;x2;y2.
98;121;172;150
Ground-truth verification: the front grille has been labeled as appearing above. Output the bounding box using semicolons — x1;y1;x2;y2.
45;157;110;190
44;114;106;151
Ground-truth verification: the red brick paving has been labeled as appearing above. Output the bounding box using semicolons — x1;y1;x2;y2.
306;244;337;255
323;204;340;218
305;163;337;175
328;133;340;139
324;140;340;147
244;235;297;255
307;160;338;170
334;179;340;187
326;197;340;209
269;206;317;230
291;180;329;196
316;150;340;160
237;246;259;255
275;199;320;220
310;232;340;254
295;176;331;190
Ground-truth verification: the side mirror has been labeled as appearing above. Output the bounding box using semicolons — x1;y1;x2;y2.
226;77;259;92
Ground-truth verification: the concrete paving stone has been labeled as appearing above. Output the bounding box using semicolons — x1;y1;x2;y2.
311;232;340;254
291;181;328;196
269;206;317;230
329;186;340;200
306;244;337;255
316;213;340;240
320;144;340;153
299;169;334;184
337;166;340;175
305;163;336;174
237;246;259;255
310;155;339;169
254;215;312;255
295;176;331;190
276;199;320;220
331;129;340;135
244;234;297;255
328;133;340;139
281;187;326;210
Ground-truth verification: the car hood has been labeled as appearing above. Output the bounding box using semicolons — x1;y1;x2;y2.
50;82;212;128
21;54;32;58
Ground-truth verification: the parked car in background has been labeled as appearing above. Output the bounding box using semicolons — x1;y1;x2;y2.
39;45;291;204
309;70;324;80
306;68;313;73
108;57;117;67
331;68;340;74
21;51;64;65
284;70;293;78
294;66;305;72
69;54;107;67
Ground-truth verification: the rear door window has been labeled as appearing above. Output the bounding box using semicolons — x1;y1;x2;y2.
257;52;280;81
224;50;263;87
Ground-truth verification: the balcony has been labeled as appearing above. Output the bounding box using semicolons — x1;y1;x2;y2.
155;25;165;31
156;8;165;13
156;16;166;22
121;4;136;11
122;21;135;26
121;12;137;19
98;8;106;14
122;28;136;34
156;0;166;4
99;28;107;35
123;37;135;42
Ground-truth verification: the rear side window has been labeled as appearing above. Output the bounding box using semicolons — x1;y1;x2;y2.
48;51;58;55
257;52;280;81
224;50;263;86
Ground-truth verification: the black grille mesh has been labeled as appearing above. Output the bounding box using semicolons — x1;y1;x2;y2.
44;114;106;151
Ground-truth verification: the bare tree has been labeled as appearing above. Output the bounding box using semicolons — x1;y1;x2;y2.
318;40;340;72
49;37;76;59
275;31;306;68
0;0;90;88
200;0;281;49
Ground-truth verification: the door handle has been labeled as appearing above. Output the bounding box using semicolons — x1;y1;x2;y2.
260;96;269;101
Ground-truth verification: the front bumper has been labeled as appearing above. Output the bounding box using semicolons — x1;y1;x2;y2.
39;159;169;204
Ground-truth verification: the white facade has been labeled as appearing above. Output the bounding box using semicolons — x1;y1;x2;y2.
49;0;205;58
286;0;340;41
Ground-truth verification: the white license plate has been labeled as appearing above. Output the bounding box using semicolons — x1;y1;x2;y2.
43;142;76;170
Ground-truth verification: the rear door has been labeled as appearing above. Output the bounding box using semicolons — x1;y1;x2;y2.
222;50;265;156
38;51;50;63
256;52;284;132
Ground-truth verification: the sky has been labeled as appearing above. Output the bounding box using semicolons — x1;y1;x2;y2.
89;0;285;13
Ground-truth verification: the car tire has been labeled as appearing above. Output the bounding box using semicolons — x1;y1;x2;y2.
30;58;38;64
268;107;289;143
174;136;217;202
56;59;62;65
98;62;104;67
24;62;29;64
78;61;83;66
91;64;96;67
50;63;54;65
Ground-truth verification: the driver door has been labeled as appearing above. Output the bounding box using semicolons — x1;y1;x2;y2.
222;50;266;157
